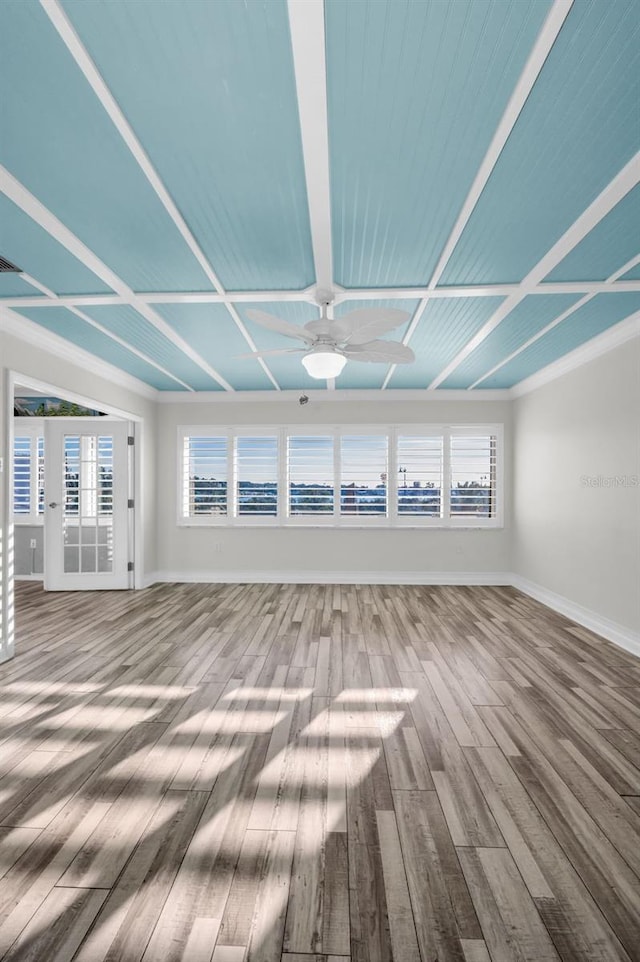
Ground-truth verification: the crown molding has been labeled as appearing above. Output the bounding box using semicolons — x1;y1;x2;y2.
0;307;159;402
155;387;512;404
511;312;640;398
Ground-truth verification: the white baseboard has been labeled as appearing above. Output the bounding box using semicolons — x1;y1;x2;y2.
147;570;511;587
511;575;640;658
14;574;44;582
141;572;162;589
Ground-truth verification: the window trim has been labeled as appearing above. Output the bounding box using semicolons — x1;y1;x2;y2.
177;424;504;529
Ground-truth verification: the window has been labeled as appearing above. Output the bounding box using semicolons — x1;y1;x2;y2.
236;436;278;517
13;430;44;522
340;435;388;517
182;435;228;518
450;434;497;519
288;436;334;515
397;435;443;517
178;425;502;527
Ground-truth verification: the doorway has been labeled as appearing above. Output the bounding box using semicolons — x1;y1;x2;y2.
11;376;139;592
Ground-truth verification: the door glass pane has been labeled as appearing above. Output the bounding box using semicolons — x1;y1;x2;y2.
63;435;114;574
64;546;79;573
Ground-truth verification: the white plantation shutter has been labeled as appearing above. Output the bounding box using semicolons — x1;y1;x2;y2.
340;435;388;517
37;436;45;515
178;425;502;527
13;436;31;516
182;435;228;518
13;433;44;520
287;436;335;516
449;434;497;519
236;436;278;517
396;435;443;517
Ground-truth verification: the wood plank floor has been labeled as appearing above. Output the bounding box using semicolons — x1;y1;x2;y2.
2;581;640;962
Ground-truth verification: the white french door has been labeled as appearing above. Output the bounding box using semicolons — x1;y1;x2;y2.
44;420;131;591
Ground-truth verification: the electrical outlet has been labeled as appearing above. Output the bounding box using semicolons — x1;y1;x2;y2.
30;538;37;550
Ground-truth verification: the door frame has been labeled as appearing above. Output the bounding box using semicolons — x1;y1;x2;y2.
5;369;146;591
44;418;132;591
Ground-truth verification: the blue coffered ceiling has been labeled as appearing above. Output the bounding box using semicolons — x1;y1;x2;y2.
1;0;638;394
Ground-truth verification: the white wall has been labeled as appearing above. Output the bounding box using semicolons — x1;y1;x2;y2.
0;327;157;661
513;337;640;641
2;321;637;659
155;398;513;582
14;525;43;576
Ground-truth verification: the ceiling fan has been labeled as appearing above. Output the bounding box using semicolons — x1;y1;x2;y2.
237;290;414;379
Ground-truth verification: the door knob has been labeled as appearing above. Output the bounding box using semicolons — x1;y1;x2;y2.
48;501;59;508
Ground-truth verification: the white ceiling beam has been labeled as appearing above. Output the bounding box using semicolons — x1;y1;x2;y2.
515;156;640;287
615;252;640;278
145;290;317;305
338;280;640;300
288;0;333;294
381;0;574;390
337;286;519;302
0;164;234;391
430;150;640;388
145;291;316;304
40;0;280;392
471;251;640;388
40;0;226;293
0;294;128;308
66;304;192;391
510;309;640;397
224;301;281;390
18;272;57;298
0;306;159;400
427;0;574;292
4;279;640;312
18;267;193;389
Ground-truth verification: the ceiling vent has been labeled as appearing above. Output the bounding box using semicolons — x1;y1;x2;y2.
0;255;21;273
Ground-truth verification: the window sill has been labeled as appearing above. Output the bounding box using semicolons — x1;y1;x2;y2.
176;521;504;531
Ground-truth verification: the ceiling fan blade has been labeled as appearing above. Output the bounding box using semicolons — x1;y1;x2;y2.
335;307;410;345
245;309;312;342
235;348;305;359
343;340;415;364
303;318;333;337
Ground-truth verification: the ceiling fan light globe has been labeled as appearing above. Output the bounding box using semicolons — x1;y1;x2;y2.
301;351;347;380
